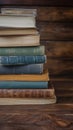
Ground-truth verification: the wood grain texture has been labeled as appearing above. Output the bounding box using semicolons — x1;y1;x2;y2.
43;41;73;76
37;7;73;22
50;79;73;102
42;41;73;58
0;0;73;6
0;104;73;130
38;22;73;40
51;79;73;97
45;58;73;76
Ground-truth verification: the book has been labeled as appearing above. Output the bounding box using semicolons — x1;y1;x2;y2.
0;15;36;28
0;55;46;65
0;81;48;89
0;64;43;74
0;98;56;105
0;70;49;81
0;87;55;98
0;28;38;36
0;34;40;47
1;8;37;17
0;46;45;56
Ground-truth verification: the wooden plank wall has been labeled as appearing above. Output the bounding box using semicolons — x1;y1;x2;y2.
0;0;73;6
0;1;73;103
37;7;73;103
36;7;73;76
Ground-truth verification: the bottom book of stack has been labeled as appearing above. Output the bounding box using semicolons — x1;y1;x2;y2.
0;70;56;105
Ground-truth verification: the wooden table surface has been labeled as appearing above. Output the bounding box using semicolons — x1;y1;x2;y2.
0;104;73;130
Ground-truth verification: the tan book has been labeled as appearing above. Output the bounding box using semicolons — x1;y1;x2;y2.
0;34;40;47
0;28;38;36
0;70;49;81
1;8;37;17
0;97;56;105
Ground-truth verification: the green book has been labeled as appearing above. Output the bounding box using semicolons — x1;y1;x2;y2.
0;46;45;56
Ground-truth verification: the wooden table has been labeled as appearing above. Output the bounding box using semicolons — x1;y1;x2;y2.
0;104;73;130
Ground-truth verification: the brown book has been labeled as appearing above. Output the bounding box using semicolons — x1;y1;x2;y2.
0;70;49;81
0;28;38;36
0;88;55;98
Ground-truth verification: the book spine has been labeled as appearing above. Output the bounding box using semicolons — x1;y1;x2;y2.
0;89;54;98
0;64;43;74
0;35;40;47
1;8;37;17
0;15;36;28
0;55;46;65
0;46;45;56
0;81;48;89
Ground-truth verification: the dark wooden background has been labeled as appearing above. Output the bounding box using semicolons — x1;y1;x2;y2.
0;0;73;103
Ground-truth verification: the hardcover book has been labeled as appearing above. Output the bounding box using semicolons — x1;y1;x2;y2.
0;28;38;36
0;86;54;98
0;46;45;56
0;15;36;28
1;8;37;17
0;81;48;89
0;55;46;65
0;34;40;47
0;98;56;105
0;64;43;74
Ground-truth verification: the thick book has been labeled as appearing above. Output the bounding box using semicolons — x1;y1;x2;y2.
0;46;45;56
0;15;36;28
0;28;38;36
0;55;46;65
0;64;43;74
0;87;55;98
0;34;40;47
0;70;49;81
1;8;37;17
0;81;48;89
0;98;56;105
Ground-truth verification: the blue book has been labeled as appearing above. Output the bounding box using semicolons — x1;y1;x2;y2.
0;81;48;89
0;64;43;74
0;55;46;65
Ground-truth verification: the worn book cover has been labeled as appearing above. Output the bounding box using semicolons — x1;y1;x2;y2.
0;15;36;28
0;34;40;46
0;55;46;65
0;46;45;56
0;64;44;74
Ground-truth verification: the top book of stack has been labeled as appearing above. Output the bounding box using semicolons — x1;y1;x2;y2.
0;9;37;28
0;8;40;46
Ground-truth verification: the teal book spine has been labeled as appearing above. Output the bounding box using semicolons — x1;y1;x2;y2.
1;55;46;65
0;81;48;89
0;46;45;56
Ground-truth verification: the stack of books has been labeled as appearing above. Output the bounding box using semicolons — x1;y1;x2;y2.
0;8;56;105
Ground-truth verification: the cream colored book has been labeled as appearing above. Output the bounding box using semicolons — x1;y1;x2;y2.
0;34;40;46
0;15;36;28
0;28;38;36
1;8;37;17
0;97;56;105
